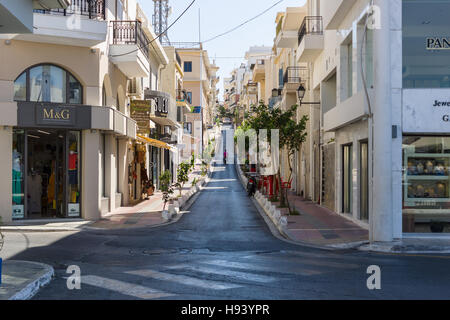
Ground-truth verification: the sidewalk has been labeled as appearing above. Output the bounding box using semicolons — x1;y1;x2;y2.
88;167;208;230
2;167;209;232
274;192;368;247
0;260;54;300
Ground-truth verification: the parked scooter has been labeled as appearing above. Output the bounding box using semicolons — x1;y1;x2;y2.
247;177;256;197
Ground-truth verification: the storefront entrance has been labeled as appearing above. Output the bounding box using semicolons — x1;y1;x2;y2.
12;128;81;219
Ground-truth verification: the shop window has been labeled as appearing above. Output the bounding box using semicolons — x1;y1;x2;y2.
14;64;83;104
403;136;450;233
12;129;25;219
403;0;450;88
360;141;369;221
68;131;80;217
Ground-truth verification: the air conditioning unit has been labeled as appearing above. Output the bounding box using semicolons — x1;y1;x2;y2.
128;78;143;97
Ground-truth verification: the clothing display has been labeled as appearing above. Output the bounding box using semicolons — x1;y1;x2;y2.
27;173;42;213
12;149;23;204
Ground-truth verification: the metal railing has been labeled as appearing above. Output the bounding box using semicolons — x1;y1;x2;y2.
283;66;308;84
34;0;106;20
162;42;202;49
298;16;323;46
111;20;150;59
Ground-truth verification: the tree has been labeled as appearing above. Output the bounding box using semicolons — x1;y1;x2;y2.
160;170;174;211
175;162;191;197
239;102;308;214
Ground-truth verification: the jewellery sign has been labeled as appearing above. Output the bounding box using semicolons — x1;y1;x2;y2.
403;89;450;133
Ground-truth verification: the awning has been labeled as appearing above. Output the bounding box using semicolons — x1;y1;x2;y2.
137;134;171;150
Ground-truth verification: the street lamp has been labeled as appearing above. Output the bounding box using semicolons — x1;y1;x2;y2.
297;84;306;101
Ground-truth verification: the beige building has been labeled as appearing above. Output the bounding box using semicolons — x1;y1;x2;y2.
174;43;219;159
0;0;172;223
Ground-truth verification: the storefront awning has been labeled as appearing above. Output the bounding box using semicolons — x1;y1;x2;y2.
137;134;171;150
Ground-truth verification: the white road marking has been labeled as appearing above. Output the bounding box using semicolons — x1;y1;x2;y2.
126;269;242;290
81;275;174;299
167;264;277;283
202;260;321;276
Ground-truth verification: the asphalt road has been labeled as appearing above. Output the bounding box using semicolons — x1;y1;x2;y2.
3;160;449;300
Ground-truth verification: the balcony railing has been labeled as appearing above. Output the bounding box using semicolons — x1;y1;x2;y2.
283;66;308;85
162;42;202;49
34;0;106;20
177;89;192;104
111;20;150;59
298;16;323;46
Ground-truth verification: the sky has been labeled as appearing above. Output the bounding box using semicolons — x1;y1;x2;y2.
140;0;306;100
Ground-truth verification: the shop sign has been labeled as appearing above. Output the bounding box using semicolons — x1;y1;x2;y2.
130;100;151;133
403;89;450;133
36;105;76;126
426;37;450;50
193;106;202;113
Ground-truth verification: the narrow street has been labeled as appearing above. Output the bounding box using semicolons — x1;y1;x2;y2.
5;143;450;299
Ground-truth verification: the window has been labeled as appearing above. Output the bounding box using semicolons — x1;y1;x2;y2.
14;64;82;104
102;84;107;106
186;91;192;104
403;0;450;88
184;122;192;134
184;61;193;72
403;136;450;233
342;144;353;213
360;141;369;221
347;42;353;98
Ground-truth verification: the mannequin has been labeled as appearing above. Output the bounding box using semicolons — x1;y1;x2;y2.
69;142;79;203
12;141;23;205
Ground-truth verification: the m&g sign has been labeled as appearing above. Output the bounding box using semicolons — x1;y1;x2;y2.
36;105;76;126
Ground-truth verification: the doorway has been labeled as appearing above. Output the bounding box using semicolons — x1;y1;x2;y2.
14;128;81;219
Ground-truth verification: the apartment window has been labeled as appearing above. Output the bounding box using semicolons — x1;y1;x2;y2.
347;42;353;98
342;144;353;213
403;0;450;88
278;68;284;88
102;84;107;106
364;29;374;89
360;141;369;221
184;122;192;134
184;61;193;72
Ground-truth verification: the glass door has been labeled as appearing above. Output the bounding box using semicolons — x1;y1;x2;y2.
342;144;352;213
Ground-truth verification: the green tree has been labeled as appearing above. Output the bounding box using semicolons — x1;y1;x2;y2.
160;170;174;211
175;162;191;197
238;102;308;214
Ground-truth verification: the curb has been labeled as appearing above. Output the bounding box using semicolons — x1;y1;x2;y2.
234;164;356;252
5;261;54;300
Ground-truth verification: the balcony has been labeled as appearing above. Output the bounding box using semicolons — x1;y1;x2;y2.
145;90;179;129
274;7;306;49
5;0;107;47
296;16;324;63
176;89;191;113
283;66;307;93
109;20;150;78
323;90;373;132
252;59;265;82
323;0;357;30
247;82;258;95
